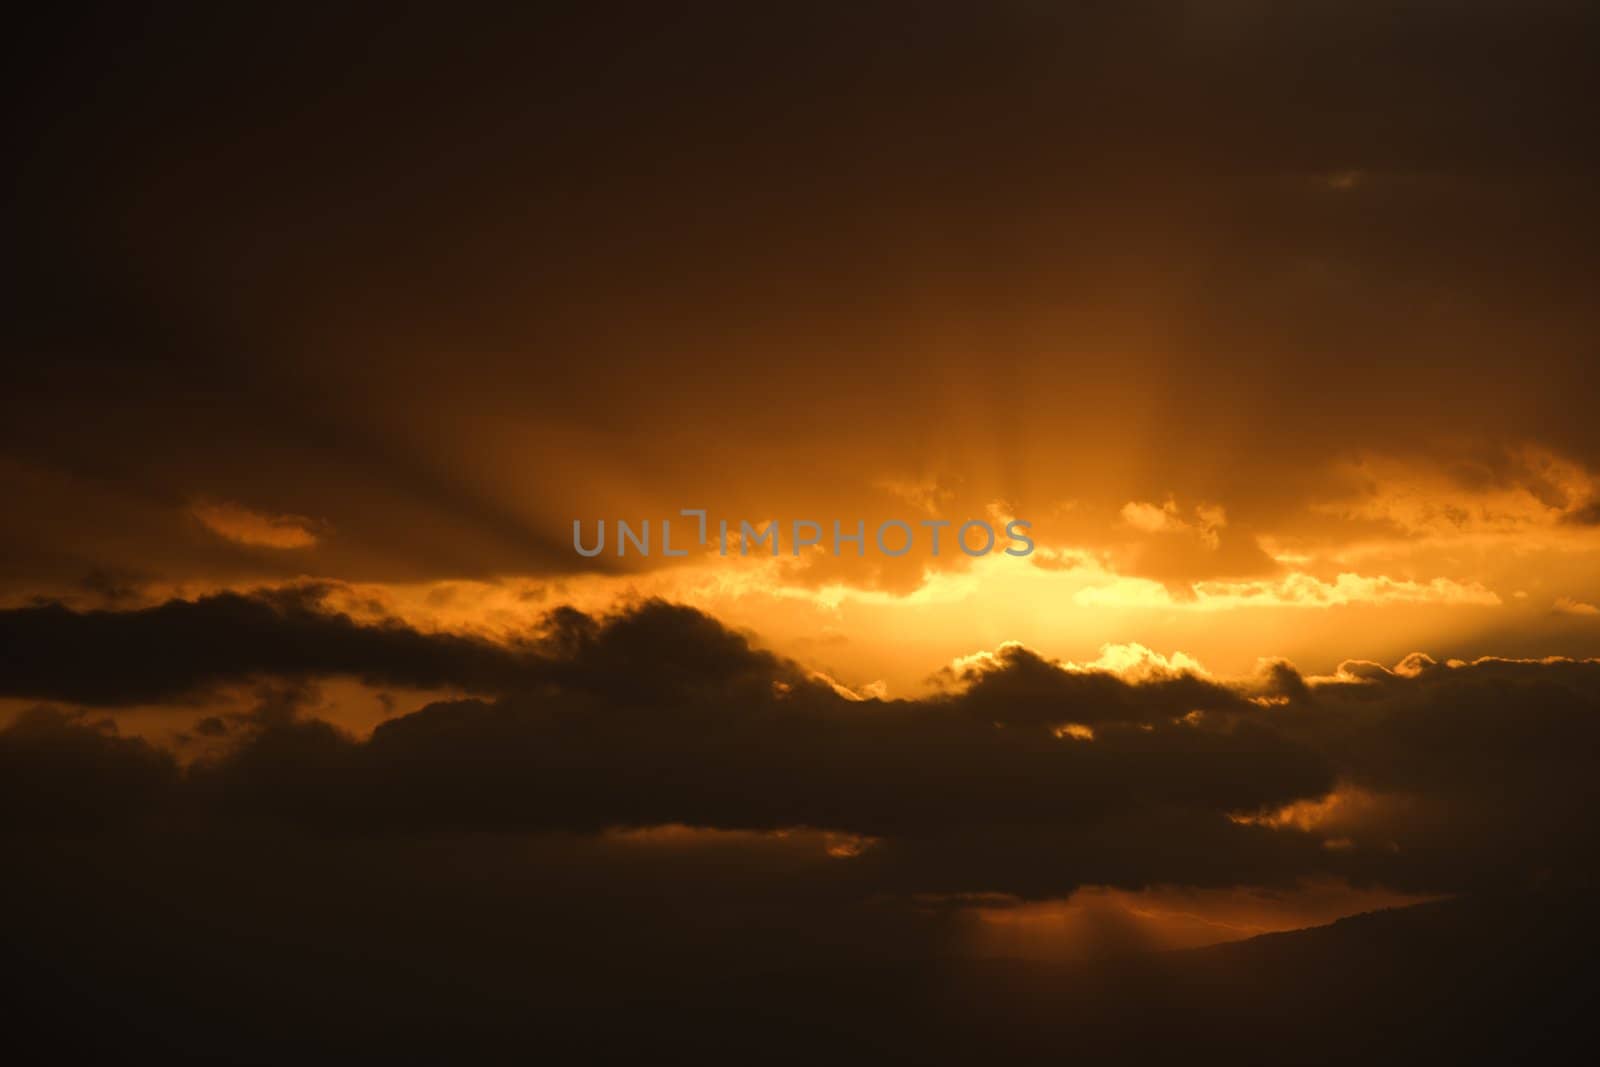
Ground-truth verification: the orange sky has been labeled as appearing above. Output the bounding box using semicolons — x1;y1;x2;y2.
5;1;1600;968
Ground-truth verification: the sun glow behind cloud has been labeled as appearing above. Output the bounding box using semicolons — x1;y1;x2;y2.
82;462;1594;704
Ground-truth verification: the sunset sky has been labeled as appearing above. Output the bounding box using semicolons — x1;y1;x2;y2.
5;3;1600;1060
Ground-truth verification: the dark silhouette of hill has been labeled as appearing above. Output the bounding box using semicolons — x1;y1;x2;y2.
959;890;1600;1063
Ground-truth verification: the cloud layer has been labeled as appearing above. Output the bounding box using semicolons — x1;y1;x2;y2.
6;592;1596;899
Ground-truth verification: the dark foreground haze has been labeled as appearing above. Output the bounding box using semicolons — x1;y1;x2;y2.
5;839;1593;1064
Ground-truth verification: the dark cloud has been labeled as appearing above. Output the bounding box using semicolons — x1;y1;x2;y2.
0;706;178;833
6;594;1599;898
1273;654;1600;891
0;585;530;704
943;642;1250;726
0;594;1328;893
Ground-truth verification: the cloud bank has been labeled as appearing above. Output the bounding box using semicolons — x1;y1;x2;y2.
5;592;1596;899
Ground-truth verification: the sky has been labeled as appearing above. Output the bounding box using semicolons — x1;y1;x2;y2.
4;3;1600;1057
